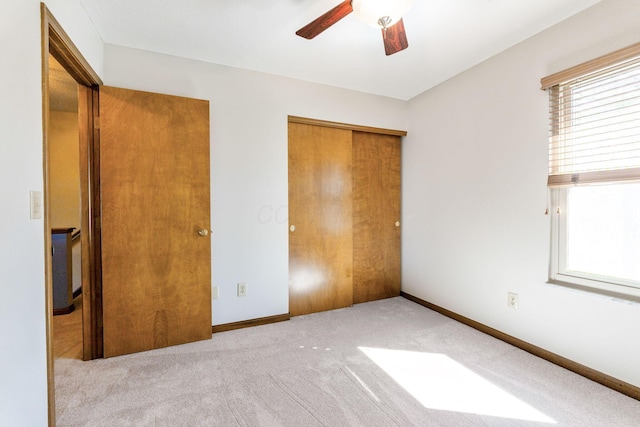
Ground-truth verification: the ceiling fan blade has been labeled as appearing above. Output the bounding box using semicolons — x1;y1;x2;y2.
382;18;409;56
296;1;353;39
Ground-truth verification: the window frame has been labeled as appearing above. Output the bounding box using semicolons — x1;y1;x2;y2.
549;186;640;299
544;42;640;299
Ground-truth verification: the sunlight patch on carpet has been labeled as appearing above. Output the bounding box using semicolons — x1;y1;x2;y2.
359;347;556;424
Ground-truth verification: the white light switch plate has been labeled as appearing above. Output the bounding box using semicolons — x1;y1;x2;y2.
30;191;43;219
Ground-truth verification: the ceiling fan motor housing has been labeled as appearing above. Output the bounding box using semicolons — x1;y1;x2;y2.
351;0;414;28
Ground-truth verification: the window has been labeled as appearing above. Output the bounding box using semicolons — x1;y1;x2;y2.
542;43;640;297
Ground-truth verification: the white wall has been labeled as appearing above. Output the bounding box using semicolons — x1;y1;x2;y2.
49;110;81;230
103;45;408;325
0;1;102;425
403;0;640;388
4;0;638;424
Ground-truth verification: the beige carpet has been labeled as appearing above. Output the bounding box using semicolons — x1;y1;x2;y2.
54;297;640;426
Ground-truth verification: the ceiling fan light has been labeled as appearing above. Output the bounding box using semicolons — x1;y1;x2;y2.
352;0;414;28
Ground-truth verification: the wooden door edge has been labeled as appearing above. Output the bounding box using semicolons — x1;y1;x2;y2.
78;85;103;360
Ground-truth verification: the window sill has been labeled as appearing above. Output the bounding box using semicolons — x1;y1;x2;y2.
547;276;640;304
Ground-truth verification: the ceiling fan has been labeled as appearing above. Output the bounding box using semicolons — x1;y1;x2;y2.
296;0;414;56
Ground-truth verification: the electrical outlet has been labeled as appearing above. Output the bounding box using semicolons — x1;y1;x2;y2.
211;286;218;300
237;282;247;297
508;292;519;309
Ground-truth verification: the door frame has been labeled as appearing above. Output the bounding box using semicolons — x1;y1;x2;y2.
41;4;103;424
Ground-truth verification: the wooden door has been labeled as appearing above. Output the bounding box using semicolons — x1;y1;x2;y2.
100;86;211;357
288;123;353;316
352;131;401;303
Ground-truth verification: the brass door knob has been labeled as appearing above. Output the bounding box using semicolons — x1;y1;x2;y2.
198;229;209;237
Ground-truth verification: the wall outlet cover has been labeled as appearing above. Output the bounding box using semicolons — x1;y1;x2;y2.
508;292;519;309
237;282;247;297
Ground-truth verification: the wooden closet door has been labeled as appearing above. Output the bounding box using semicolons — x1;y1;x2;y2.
288;123;353;316
352;131;401;303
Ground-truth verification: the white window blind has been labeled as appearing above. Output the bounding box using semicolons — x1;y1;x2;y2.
545;50;640;187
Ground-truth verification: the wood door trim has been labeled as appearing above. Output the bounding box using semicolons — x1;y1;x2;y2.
40;10;54;421
288;115;407;137
78;84;103;360
42;4;103;425
45;4;102;87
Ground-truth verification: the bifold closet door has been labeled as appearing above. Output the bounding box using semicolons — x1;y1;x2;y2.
352;131;401;303
288;123;354;316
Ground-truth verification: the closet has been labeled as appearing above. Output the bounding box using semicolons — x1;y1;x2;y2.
288;117;404;316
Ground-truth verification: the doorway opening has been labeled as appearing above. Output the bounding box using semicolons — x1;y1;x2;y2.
42;4;103;423
49;53;82;359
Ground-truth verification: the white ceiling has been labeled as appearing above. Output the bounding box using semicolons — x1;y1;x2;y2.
77;0;602;100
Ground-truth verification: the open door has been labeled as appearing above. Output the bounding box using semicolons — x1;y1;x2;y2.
100;86;212;357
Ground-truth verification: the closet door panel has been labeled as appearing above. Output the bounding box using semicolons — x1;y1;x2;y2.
352;131;401;303
288;123;354;316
